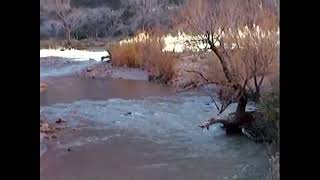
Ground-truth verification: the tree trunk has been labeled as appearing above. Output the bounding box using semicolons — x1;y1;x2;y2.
253;74;263;102
225;92;250;134
65;28;71;49
254;89;260;102
235;92;248;122
199;92;254;135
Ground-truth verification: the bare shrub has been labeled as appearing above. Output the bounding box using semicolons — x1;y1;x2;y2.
141;38;178;83
110;42;143;67
71;7;125;39
54;0;82;47
41;0;182;40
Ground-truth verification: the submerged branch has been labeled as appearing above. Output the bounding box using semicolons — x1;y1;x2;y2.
199;118;229;130
202;85;221;112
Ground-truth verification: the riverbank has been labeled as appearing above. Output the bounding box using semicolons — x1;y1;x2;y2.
39;49;217;89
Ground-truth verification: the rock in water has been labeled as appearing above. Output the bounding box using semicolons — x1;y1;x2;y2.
40;122;53;133
40;82;48;93
124;112;132;116
101;55;112;63
55;118;66;124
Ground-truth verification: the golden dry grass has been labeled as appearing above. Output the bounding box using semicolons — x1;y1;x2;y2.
110;36;178;83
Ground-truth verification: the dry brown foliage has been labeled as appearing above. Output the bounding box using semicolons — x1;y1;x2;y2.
110;42;143;67
110;34;178;83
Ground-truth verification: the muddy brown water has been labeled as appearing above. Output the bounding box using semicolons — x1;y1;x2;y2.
40;76;175;106
40;58;268;180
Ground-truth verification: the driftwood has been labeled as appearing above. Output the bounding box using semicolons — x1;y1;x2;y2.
199;117;243;134
198;111;275;143
199;111;255;134
199;118;229;130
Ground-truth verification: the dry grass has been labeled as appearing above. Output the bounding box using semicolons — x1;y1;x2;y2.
110;42;143;67
110;35;178;83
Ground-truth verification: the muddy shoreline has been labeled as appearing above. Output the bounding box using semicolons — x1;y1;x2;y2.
40;52;217;88
41;57;149;80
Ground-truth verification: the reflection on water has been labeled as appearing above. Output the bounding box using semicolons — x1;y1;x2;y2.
40;76;175;106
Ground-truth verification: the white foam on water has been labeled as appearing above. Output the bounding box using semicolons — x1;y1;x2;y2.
40;48;110;61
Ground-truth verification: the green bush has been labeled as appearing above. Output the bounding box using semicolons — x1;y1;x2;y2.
246;78;279;145
256;79;279;180
260;80;279;124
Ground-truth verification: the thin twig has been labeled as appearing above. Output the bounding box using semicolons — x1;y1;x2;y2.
202;84;221;112
185;69;210;82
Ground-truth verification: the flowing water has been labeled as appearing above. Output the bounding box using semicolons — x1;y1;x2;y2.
40;54;268;180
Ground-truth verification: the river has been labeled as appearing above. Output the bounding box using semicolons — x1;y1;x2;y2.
40;53;268;180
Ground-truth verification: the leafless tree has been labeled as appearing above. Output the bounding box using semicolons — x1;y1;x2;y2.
177;0;279;134
128;0;170;32
54;0;81;48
